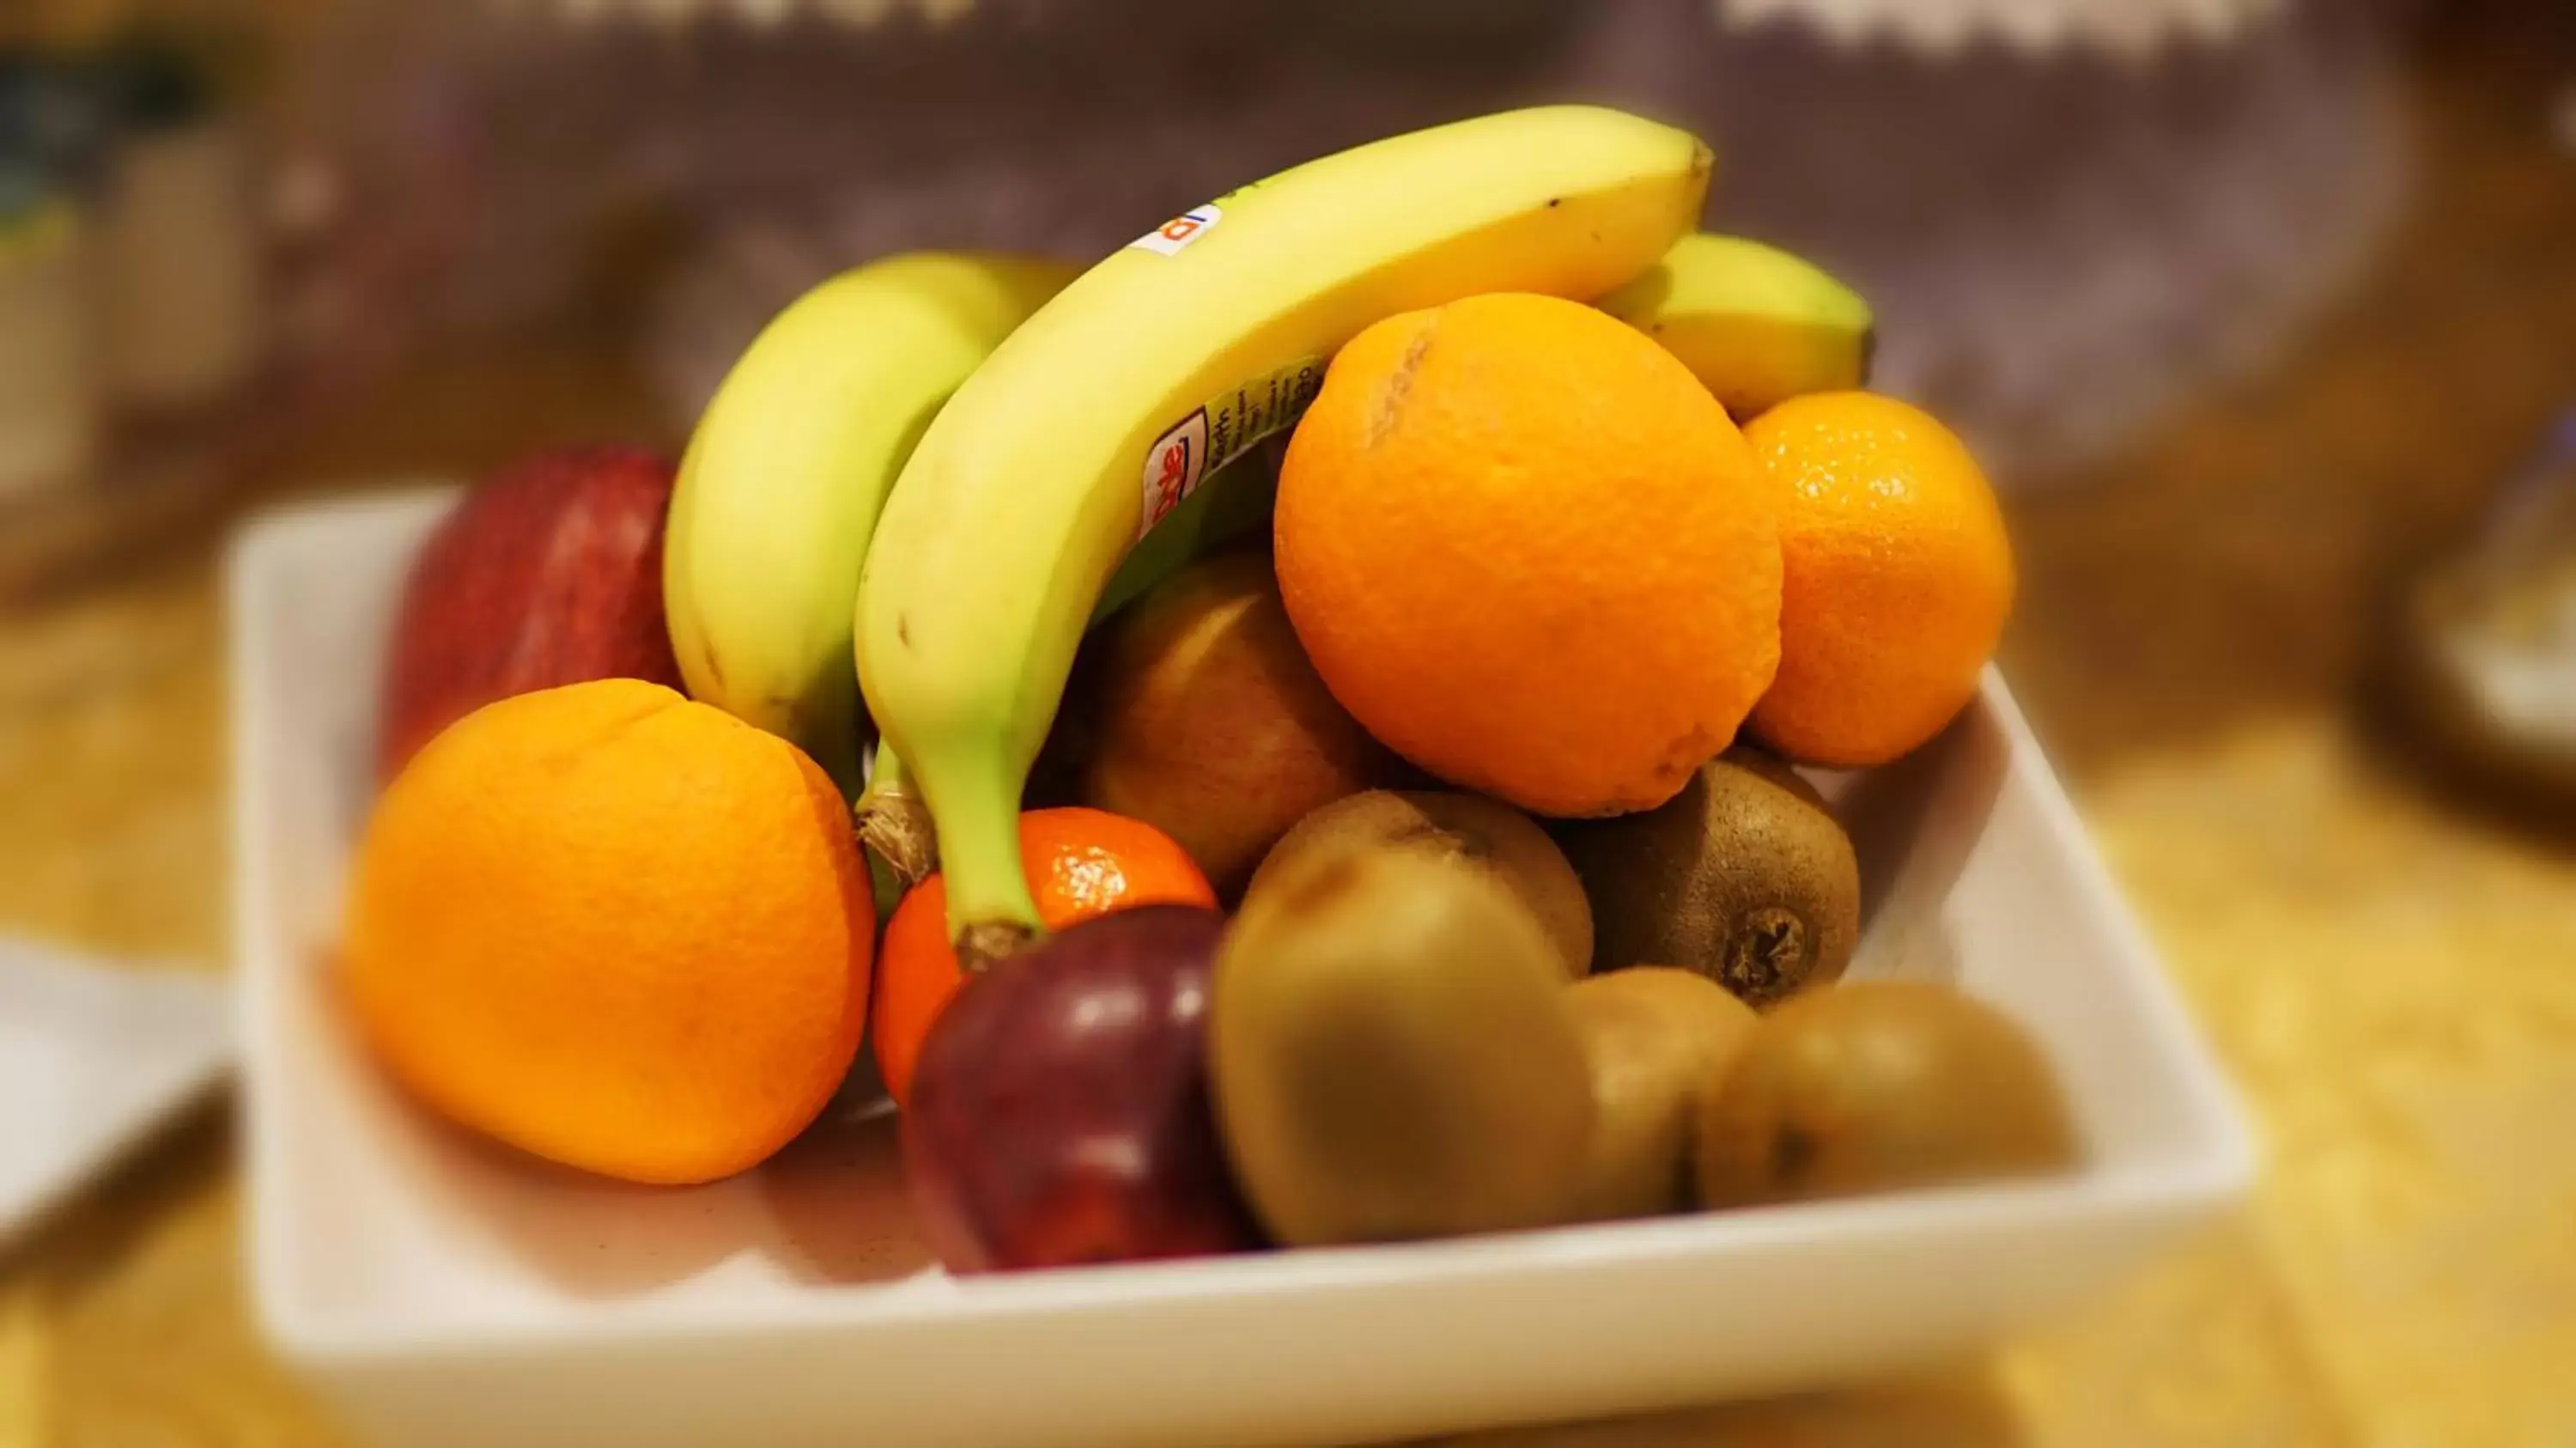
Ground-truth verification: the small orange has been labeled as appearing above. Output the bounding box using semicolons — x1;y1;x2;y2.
1741;392;2014;767
1275;292;1781;818
343;678;872;1185
875;807;1215;1108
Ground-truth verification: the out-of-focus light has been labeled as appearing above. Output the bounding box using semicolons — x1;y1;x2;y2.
1715;0;2285;61
493;0;975;27
814;0;902;27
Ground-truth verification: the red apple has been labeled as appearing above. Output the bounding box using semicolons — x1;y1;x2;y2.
902;905;1265;1274
376;446;684;780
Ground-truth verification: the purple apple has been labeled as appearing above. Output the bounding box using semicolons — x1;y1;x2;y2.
902;905;1264;1273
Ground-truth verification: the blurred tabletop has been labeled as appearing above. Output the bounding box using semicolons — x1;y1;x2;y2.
7;12;2576;1448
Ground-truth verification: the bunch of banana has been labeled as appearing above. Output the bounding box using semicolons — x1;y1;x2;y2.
1596;232;1874;421
854;105;1716;965
663;251;1075;795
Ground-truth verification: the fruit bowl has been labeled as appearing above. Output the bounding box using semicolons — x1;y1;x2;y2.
233;487;2254;1448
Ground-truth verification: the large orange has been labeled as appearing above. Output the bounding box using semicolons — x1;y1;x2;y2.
1274;292;1781;818
874;807;1214;1109
344;678;872;1185
1741;392;2014;767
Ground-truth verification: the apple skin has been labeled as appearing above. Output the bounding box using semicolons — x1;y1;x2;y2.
902;905;1265;1274
376;447;685;780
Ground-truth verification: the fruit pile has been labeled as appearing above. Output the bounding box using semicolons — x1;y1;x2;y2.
344;105;2076;1268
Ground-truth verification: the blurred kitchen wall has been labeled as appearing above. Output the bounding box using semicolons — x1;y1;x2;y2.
0;0;2440;599
243;0;2415;479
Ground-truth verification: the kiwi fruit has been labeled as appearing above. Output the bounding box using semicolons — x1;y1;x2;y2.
1211;846;1594;1245
1552;748;1857;1007
1247;789;1593;979
1695;979;2078;1208
1563;969;1759;1220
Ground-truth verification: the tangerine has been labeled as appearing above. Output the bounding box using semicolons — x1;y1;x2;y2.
875;807;1215;1108
1741;392;2014;767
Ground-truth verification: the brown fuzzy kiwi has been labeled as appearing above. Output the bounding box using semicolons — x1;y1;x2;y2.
1246;789;1593;979
1212;846;1594;1245
1552;748;1857;1007
1696;980;2078;1208
1563;968;1759;1220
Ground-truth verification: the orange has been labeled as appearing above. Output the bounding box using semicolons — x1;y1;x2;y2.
875;807;1214;1109
1741;392;2014;767
1274;291;1781;818
343;678;872;1185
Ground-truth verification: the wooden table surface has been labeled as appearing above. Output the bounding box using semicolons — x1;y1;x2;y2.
5;15;2576;1448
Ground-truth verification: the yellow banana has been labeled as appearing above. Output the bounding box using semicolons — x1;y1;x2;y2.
854;106;1713;962
1595;232;1873;422
664;251;1074;793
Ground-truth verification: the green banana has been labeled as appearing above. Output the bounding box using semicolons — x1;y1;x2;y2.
1595;233;1873;422
663;251;1076;794
854;106;1714;963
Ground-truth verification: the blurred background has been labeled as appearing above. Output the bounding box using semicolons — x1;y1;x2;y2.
2;0;2573;1443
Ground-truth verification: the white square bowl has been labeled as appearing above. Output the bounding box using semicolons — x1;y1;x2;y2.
232;488;2255;1448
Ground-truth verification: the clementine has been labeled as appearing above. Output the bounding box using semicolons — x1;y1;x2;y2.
1273;291;1781;818
1741;392;2014;767
875;807;1214;1109
343;678;872;1185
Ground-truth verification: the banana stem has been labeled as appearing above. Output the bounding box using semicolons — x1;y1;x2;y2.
862;847;904;928
927;751;1046;973
799;691;868;802
956;920;1039;974
854;749;939;891
814;734;867;804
